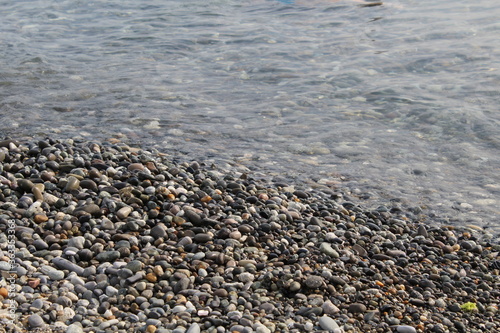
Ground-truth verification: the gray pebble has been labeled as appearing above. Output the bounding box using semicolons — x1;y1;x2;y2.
320;242;340;258
28;314;45;328
184;209;202;225
125;260;143;273
330;276;347;286
348;303;367;313
0;261;12;271
33;239;49;250
150;223;167;239
318;315;340;331
289;281;301;291
193;233;213;243
186;323;201;333
95;250;120;262
238;272;255;283
417;225;428;237
174;277;191;293
52;257;85;275
66;323;85;333
106;286;119;296
31;299;44;309
41;265;65;280
304;276;324;289
396;326;417;333
68;236;86;249
322;300;340;315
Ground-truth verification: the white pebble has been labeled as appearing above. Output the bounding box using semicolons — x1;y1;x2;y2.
396;326;417;333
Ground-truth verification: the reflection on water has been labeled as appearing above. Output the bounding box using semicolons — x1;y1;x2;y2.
1;0;499;236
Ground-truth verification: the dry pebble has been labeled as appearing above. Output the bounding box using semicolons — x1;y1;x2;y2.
0;138;499;332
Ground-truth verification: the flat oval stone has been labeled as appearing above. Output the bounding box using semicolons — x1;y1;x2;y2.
95;251;120;262
304;276;324;289
64;176;80;192
319;315;340;331
80;179;98;192
396;326;417;333
186;323;201;333
193;233;212;243
28;314;45;328
128;163;145;171
331;276;347;286
125;260;143;273
40;266;65;280
320;242;339;258
184;209;202;225
116;206;133;219
238;272;255;283
348;303;367;313
52;257;85;275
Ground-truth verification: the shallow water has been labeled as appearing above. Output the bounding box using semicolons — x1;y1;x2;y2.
1;0;499;234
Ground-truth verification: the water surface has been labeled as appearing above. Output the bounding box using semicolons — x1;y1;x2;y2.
1;0;499;235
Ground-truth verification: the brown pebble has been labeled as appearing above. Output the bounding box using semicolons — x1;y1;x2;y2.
146;325;156;333
146;273;157;283
214;289;228;297
28;279;41;289
200;195;212;203
32;186;44;202
145;161;158;172
128;163;145;171
34;214;48;224
0;287;8;298
258;193;269;201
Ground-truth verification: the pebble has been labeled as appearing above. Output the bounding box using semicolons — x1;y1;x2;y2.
64;176;80;192
322;300;340;314
396;326;417;333
40;265;65;280
319;315;340;331
117;206;133;219
67;236;85;249
28;314;45;328
239;272;255;283
52;257;85;275
95;250;121;262
304;276;324;289
66;324;85;333
186;323;201;333
348;303;367;313
0;262;12;271
320;242;340;258
150;224;168;238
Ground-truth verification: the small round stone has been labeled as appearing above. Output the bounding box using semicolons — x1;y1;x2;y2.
304;276;324;289
348;303;367;313
238;272;255;283
28;314;45;328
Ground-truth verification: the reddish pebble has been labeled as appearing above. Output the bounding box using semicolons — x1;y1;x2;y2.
28;279;41;289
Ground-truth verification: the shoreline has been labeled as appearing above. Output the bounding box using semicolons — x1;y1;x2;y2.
0;138;498;333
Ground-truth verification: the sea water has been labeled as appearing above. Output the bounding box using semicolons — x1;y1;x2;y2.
1;0;499;235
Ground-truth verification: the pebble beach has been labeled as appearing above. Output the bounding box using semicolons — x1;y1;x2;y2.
0;138;499;333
